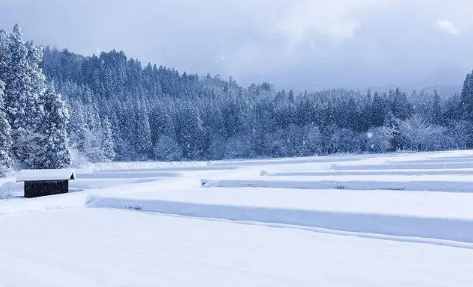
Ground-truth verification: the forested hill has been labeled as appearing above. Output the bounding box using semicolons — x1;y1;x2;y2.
2;24;473;173
41;46;473;163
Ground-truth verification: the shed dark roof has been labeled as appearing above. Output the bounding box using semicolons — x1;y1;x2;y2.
16;169;76;182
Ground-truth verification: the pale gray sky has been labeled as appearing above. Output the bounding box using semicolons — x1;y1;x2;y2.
1;0;473;91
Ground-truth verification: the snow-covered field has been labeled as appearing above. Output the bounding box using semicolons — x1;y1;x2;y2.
2;150;473;286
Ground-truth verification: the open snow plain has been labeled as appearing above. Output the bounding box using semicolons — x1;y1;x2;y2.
2;150;473;286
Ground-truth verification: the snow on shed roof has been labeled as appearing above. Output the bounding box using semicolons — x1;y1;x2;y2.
16;169;76;182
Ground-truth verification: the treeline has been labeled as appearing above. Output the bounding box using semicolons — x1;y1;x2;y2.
43;47;473;162
2;24;473;174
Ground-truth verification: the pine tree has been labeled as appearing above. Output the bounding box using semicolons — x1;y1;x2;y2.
115;102;138;159
2;25;32;164
20;42;48;167
2;25;48;167
67;101;87;151
371;92;386;126
0;33;10;174
0;79;13;176
431;90;442;125
392;88;412;120
0;30;8;77
174;104;204;159
460;71;473;121
36;87;71;169
153;135;182;161
134;100;152;159
385;111;402;151
101;117;116;161
301;124;322;156
25;41;46;130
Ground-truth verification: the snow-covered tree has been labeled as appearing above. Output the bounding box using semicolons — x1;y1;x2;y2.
153;135;182;161
81;129;106;162
446;120;473;149
399;115;453;151
67;101;87;151
224;135;252;159
366;126;393;153
0;79;13;176
461;71;473;121
174;105;206;159
0;30;8;77
208;133;226;160
265;129;289;158
301;124;323;156
101;117;115;161
391;88;412;120
329;128;362;153
371;92;387;127
384;111;401;151
2;25;32;163
0;31;11;174
134;101;152;159
33;34;473;160
0;25;50;168
35;87;70;169
430;90;443;125
25;42;46;127
20;43;48;167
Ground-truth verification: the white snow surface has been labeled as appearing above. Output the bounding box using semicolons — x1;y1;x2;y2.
2;208;473;287
2;150;473;286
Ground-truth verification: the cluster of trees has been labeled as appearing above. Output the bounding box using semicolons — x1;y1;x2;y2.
43;44;473;163
2;24;473;176
0;25;70;176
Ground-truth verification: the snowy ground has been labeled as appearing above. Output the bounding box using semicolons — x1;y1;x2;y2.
2;150;473;286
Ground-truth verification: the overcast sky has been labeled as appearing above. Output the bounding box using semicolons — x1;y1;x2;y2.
1;0;473;92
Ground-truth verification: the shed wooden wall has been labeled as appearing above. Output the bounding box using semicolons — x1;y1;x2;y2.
24;180;69;198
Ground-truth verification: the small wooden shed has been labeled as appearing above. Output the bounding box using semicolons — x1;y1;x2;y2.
16;169;76;198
